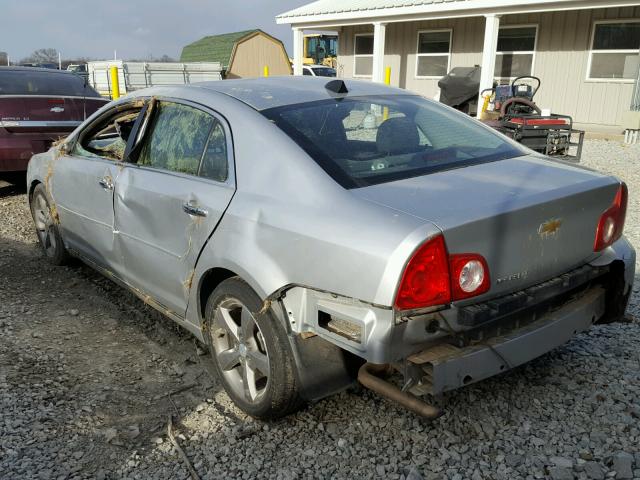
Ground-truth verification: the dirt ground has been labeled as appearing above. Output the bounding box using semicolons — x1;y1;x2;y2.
0;175;242;479
1;139;639;480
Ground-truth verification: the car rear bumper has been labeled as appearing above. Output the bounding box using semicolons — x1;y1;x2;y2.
406;286;605;395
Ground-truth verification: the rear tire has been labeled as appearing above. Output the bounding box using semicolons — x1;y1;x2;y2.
29;184;69;266
204;277;303;419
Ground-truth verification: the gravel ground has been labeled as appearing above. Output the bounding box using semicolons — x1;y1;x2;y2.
1;140;639;480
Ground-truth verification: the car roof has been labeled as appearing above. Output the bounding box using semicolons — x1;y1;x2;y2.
194;76;412;111
0;66;77;75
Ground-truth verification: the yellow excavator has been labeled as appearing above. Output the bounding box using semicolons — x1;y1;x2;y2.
303;34;338;68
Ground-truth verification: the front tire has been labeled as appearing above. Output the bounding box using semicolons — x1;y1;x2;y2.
30;184;69;266
204;277;303;419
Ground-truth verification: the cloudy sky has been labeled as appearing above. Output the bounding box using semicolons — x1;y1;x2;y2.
3;0;308;61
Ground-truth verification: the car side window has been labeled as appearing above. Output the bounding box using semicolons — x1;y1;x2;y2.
199;121;228;182
137;101;214;175
303;68;312;76
74;108;142;161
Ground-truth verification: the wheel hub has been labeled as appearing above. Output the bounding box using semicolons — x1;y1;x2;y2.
211;298;270;404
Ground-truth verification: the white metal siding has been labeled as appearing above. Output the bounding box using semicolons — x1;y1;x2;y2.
337;6;640;128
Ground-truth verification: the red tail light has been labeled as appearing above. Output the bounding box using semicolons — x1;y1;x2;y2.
395;235;491;310
395;235;451;310
594;183;627;252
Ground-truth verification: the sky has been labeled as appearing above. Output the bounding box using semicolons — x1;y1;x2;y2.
2;0;309;62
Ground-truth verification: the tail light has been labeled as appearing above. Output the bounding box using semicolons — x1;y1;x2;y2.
449;254;490;301
394;235;490;311
395;235;451;310
594;183;627;252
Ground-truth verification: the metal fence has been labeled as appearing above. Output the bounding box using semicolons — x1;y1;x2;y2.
631;52;640;112
88;61;223;98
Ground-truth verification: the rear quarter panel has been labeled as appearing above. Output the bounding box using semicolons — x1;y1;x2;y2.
177;88;440;326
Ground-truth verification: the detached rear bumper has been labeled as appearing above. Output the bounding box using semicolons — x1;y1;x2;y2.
407;287;605;395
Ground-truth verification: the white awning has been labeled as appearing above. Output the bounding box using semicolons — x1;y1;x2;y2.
277;0;640;27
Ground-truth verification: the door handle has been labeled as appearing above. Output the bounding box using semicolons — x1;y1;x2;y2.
98;176;114;191
182;203;208;217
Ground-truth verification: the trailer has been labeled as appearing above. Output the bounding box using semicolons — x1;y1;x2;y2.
87;61;223;98
439;68;585;161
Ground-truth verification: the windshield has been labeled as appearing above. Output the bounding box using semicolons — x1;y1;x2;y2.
0;70;101;97
262;95;524;189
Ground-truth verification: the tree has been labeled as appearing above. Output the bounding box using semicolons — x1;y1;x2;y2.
22;48;58;64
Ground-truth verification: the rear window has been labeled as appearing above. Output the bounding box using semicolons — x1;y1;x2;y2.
312;67;337;77
262;95;524;189
0;70;101;97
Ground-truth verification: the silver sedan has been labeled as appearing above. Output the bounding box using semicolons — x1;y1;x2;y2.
27;77;635;419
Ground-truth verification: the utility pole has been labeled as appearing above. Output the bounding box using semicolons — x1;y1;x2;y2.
58;51;62;70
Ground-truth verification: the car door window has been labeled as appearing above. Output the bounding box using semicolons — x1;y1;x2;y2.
137;101;214;175
199;121;228;182
74;109;142;161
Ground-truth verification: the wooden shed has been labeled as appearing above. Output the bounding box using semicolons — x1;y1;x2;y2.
180;29;292;79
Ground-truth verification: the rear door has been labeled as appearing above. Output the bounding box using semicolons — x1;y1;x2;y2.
114;99;235;316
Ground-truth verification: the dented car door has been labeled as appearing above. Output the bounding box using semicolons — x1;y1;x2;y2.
114;100;235;317
50;105;142;274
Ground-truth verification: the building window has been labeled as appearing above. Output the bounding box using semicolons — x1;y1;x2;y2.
494;26;537;79
588;21;640;81
415;30;452;78
354;34;374;77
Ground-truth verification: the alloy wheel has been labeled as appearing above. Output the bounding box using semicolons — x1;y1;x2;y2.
210;297;270;404
33;192;57;257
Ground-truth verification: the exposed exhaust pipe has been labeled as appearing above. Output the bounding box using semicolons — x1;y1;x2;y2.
357;363;443;419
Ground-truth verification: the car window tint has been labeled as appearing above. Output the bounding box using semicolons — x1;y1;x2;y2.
199;121;228;182
312;67;336;77
262;95;523;189
137;102;214;176
0;70;101;97
75;109;141;161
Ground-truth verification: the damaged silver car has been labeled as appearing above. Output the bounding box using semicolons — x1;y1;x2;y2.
27;77;635;419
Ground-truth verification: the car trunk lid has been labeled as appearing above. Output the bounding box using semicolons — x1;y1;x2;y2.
354;155;620;298
0;96;106;134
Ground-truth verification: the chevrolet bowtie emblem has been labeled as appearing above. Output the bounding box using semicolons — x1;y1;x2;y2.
538;218;563;238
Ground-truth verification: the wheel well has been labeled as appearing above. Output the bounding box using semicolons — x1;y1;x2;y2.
28;180;41;201
199;267;237;320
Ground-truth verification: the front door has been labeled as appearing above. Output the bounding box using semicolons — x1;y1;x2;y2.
114;100;235;316
52;104;143;274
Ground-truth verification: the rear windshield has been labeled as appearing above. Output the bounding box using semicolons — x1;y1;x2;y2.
312;67;336;77
0;70;101;97
262;95;524;189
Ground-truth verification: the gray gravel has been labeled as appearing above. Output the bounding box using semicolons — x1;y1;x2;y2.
1;140;639;480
